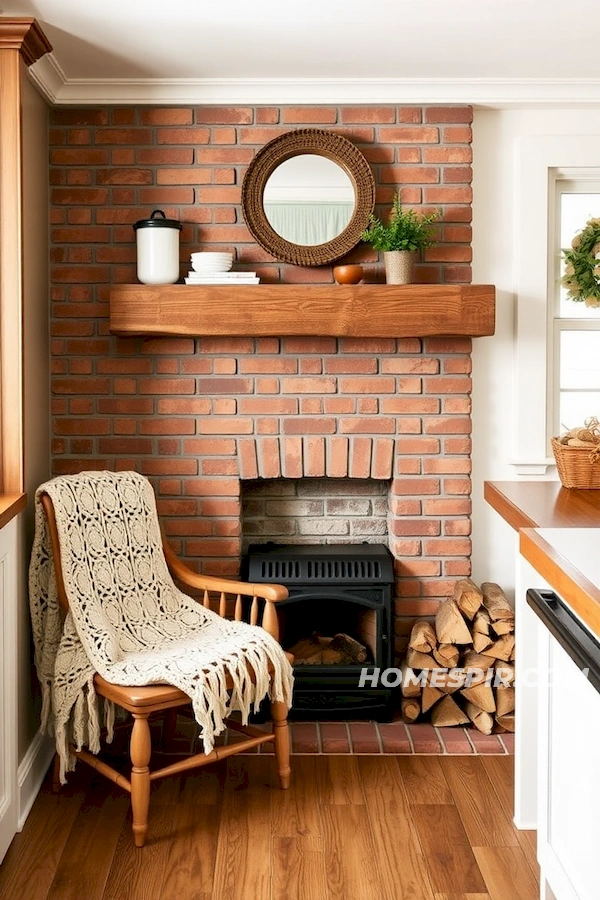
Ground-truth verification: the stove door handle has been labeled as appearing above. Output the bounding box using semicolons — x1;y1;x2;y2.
526;588;600;694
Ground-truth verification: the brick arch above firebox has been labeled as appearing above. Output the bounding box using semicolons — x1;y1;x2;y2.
237;436;396;482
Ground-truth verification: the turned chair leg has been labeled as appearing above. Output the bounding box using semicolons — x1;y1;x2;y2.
130;712;151;847
271;700;291;790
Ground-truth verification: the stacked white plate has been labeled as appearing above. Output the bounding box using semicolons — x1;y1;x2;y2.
190;251;233;273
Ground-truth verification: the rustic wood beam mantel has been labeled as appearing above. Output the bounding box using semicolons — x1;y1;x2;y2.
110;283;496;339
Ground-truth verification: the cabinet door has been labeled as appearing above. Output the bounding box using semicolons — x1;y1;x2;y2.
0;518;18;863
538;621;600;900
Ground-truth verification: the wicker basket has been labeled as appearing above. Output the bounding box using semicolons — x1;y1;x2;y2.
551;437;600;489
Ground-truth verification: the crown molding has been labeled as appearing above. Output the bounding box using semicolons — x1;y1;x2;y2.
0;18;52;67
26;50;65;102
26;56;600;109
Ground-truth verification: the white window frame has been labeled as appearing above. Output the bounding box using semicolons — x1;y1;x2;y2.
550;177;600;440
512;136;600;474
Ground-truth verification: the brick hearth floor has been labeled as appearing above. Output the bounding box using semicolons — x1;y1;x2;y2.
231;722;514;756
139;716;513;760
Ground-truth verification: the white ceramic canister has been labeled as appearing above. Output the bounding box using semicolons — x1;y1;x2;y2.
133;209;182;284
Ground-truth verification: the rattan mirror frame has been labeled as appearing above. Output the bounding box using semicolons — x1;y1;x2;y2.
241;129;376;267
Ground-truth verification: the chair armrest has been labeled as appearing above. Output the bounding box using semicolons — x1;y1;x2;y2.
162;537;288;603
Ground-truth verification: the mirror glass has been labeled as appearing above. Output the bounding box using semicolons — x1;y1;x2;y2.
263;155;355;246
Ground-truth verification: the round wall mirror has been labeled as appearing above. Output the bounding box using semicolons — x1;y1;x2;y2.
241;129;376;267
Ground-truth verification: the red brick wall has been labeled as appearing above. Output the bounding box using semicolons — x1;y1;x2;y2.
48;104;474;647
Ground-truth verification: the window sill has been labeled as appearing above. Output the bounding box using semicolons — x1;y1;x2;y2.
508;458;556;476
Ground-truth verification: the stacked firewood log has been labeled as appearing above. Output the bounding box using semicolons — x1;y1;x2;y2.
401;580;515;734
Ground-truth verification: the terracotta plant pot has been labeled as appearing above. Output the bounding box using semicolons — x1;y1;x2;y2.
383;250;416;285
333;265;364;285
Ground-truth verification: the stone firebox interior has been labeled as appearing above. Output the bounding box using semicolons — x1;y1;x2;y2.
49;104;476;654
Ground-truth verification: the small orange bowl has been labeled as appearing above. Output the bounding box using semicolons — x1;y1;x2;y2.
333;265;364;285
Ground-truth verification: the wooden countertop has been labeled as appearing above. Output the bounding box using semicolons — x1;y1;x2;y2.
485;482;600;636
0;492;26;529
484;481;600;531
520;527;600;638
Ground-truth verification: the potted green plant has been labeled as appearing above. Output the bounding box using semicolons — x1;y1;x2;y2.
361;192;439;284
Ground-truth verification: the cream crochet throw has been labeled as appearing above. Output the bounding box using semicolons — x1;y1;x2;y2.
29;470;293;782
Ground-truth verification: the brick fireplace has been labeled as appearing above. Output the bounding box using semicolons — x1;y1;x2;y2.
49;103;475;654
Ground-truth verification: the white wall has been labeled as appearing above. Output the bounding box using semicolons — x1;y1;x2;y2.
470;107;600;594
17;68;52;816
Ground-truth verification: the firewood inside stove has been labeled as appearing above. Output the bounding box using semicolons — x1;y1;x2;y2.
288;632;368;665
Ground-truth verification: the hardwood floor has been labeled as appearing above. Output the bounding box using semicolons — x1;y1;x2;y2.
0;754;538;900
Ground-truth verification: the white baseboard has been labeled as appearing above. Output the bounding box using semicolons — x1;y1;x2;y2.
17;729;54;830
514;816;538;831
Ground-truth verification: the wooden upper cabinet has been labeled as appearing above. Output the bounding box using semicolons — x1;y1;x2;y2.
0;17;52;63
0;17;51;497
109;283;496;339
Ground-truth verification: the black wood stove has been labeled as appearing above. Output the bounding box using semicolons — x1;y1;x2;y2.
244;543;395;720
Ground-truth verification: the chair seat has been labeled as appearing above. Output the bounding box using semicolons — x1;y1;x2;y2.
94;674;190;709
93;651;294;713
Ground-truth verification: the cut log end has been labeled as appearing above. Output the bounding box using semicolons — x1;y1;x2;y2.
409;620;438;654
435;598;473;645
430;694;470;727
401;697;421;723
453;578;484;620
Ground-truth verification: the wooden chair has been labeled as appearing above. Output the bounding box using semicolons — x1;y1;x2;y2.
39;491;292;848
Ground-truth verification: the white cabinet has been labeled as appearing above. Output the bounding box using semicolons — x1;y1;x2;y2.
519;527;600;900
529;576;600;900
532;588;600;900
0;517;18;863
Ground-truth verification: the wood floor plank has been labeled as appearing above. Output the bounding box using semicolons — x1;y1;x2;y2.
411;804;488;894
320;804;383;900
0;756;538;900
397;756;453;805
479;756;514;818
272;836;329;900
211;759;272;900
158;803;222;900
271;756;323;837
516;829;539;881
473;846;540;900
101;804;174;900
0;775;86;900
178;765;223;806
479;755;539;878
316;755;365;805
46;784;129;900
221;754;276;794
358;757;436;900
439;757;518;848
435;894;492;900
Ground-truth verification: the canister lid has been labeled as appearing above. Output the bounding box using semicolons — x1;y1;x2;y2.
133;209;182;231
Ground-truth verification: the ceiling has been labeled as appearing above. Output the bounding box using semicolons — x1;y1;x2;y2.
8;0;600;106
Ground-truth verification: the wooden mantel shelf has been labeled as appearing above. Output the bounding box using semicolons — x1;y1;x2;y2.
109;283;496;339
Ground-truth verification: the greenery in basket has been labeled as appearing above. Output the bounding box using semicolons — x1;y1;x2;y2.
561;217;600;307
360;192;439;253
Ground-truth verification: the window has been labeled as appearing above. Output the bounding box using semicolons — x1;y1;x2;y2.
551;181;600;438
